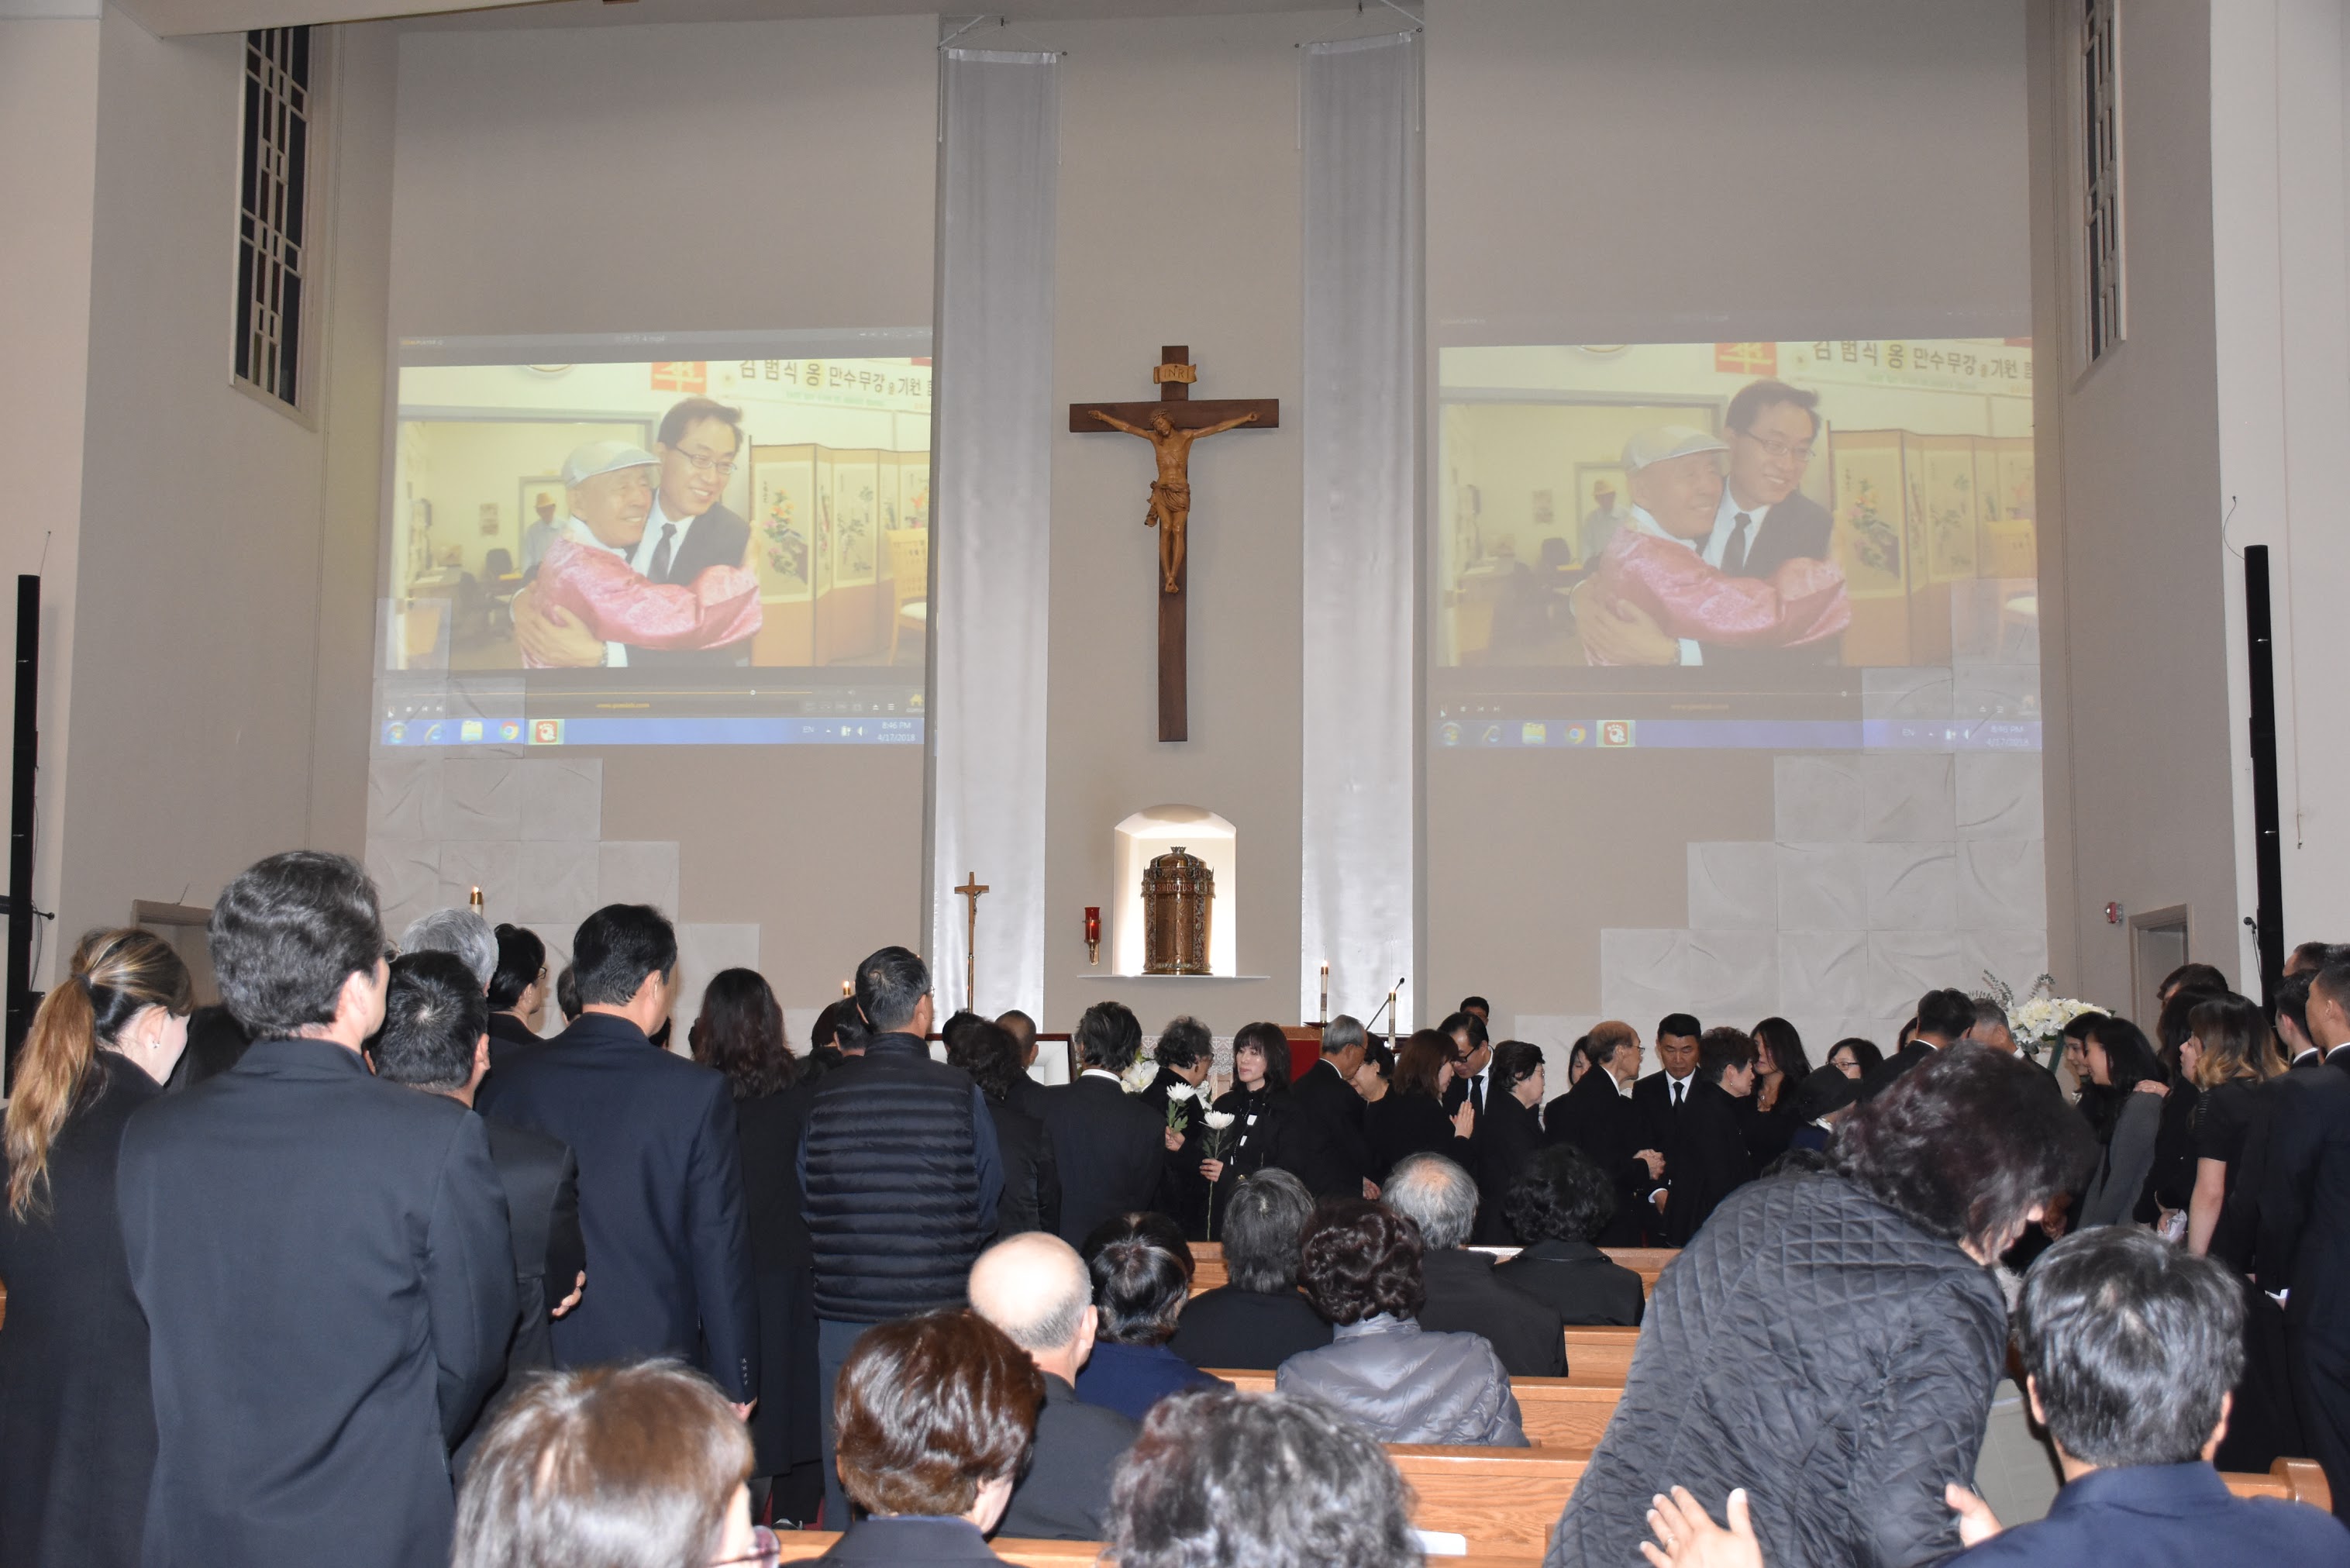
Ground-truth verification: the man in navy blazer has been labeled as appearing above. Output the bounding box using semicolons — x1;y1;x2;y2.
1941;1228;2350;1565
118;852;515;1568
478;903;758;1409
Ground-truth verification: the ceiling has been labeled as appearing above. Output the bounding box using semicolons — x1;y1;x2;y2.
119;0;1376;39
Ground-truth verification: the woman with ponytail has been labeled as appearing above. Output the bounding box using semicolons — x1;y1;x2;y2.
0;928;191;1568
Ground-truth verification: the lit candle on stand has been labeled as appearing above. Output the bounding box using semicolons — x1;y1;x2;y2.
468;886;483;913
841;978;852;998
1387;989;1397;1048
1084;906;1101;966
1319;962;1329;1025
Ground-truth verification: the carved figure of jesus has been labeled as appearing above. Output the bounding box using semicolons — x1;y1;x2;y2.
1086;407;1260;594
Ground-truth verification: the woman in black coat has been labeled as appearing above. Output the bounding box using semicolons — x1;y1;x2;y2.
689;969;822;1525
1552;1044;2099;1568
1471;1041;1546;1242
0;929;194;1568
1197;1021;1290;1237
946;1019;1060;1240
1366;1029;1477;1182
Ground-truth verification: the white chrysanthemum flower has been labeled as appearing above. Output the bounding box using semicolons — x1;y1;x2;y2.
1202;1111;1236;1130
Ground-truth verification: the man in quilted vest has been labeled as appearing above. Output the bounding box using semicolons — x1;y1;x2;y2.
798;944;1002;1526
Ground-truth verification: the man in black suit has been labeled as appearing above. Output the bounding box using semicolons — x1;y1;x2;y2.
117;852;515;1568
2255;959;2350;1518
1039;1001;1166;1246
484;923;550;1070
970;1232;1140;1539
1543;1022;1663;1247
1630;1013;1704;1243
477;904;757;1411
996;1008;1053;1119
1383;1153;1565;1377
1277;1014;1378;1201
1657;1030;1760;1247
1440;1010;1494;1119
1862;987;1973;1101
375;950;586;1391
513;397;759;668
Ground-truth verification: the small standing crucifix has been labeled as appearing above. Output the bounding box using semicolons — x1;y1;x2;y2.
954;871;988;1011
1072;346;1278;741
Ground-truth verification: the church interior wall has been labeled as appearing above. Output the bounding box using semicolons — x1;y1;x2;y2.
1425;0;2045;1060
2025;0;2243;1017
52;11;396;974
382;13;937;1017
0;14;102;984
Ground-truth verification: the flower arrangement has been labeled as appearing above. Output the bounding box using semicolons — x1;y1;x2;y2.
1982;971;2100;1068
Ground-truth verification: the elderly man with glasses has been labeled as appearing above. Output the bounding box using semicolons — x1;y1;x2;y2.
1573;379;1846;668
515;396;763;668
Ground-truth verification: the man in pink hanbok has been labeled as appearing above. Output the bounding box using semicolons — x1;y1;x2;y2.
1571;425;1849;667
518;441;763;670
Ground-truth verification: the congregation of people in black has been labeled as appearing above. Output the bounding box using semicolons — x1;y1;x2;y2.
7;850;2350;1567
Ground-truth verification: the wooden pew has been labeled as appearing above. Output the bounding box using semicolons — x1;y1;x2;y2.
2224;1456;2334;1512
1389;1442;1585;1556
767;1533;1542;1567
1184;1243;1679;1299
767;1454;2330;1566
1209;1370;1621;1449
1563;1324;1638;1385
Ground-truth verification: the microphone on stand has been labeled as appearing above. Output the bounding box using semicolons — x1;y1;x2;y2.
1365;978;1406;1046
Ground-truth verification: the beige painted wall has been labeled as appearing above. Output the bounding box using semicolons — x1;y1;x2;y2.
0;17;101;983
2025;0;2241;1008
990;8;1399;1039
388;14;937;1016
2209;0;2350;973
56;13;394;959
1425;0;2037;1033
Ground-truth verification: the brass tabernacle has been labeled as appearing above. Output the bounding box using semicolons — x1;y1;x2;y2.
1141;846;1215;976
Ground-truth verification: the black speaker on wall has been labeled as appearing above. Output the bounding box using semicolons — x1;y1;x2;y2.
2245;546;2286;1008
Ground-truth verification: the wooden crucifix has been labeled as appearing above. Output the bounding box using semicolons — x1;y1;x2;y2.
955;871;988;1011
1072;346;1278;742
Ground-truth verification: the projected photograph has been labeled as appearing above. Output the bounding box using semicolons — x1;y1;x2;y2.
388;356;931;676
1436;340;2036;672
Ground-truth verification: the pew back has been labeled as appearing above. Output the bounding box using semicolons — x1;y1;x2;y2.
1205;1371;1620;1449
767;1532;1545;1567
1184;1243;1676;1299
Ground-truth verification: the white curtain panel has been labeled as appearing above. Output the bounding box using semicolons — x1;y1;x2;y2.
1299;33;1421;1029
929;48;1060;1018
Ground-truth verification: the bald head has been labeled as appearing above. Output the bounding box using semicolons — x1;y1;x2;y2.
970;1232;1092;1355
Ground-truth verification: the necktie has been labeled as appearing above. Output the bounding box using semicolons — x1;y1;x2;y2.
649;523;677;583
1722;512;1752;575
1470;1076;1484;1116
1673;1080;1685;1108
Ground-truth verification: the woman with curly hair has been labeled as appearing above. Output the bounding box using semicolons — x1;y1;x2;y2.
1274;1199;1525;1446
1106;1388;1421;1568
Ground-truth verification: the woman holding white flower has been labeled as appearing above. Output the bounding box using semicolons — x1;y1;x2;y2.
1136;1017;1217;1237
1197;1022;1292;1237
